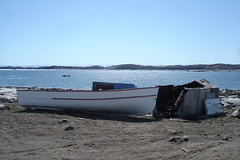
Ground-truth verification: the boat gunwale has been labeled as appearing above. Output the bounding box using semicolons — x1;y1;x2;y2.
17;86;159;93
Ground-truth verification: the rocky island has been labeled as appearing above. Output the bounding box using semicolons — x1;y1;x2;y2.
1;63;240;71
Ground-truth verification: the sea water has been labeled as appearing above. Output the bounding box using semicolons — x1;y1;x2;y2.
0;69;239;90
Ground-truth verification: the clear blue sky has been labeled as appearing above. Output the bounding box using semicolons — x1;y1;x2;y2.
0;0;239;66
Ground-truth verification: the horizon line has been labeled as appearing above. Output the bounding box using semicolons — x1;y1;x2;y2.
1;63;240;67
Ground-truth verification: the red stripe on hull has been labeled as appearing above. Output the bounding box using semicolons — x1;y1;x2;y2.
52;94;157;101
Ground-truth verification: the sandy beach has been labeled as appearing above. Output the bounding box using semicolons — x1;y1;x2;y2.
0;87;240;160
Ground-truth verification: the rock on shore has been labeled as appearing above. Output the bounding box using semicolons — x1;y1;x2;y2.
0;87;17;103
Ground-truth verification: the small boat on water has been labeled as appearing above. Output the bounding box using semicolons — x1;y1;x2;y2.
17;82;159;115
62;75;70;77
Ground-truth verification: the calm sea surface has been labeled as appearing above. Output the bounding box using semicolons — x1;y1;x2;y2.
0;69;239;90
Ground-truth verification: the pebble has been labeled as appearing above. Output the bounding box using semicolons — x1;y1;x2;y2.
232;109;240;118
169;137;177;142
183;135;189;142
181;147;189;153
65;126;74;131
225;104;233;109
0;104;9;110
222;136;229;141
168;130;179;135
0;105;5;110
59;119;68;123
168;136;189;143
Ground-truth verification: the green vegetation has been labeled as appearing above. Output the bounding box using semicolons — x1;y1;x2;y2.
201;116;234;125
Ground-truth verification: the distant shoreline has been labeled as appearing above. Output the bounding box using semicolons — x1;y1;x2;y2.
1;63;240;71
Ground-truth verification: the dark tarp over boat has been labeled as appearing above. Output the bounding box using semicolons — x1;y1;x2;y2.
92;82;136;91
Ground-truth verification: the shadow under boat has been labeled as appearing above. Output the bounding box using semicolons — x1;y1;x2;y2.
17;108;156;123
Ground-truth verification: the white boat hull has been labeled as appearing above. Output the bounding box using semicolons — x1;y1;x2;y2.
17;87;159;115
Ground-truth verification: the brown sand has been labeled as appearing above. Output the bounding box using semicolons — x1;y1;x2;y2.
0;87;240;160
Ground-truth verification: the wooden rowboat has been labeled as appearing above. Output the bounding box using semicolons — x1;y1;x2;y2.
17;86;159;115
